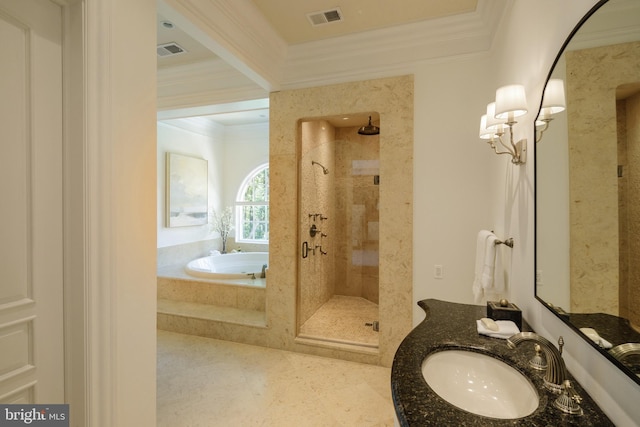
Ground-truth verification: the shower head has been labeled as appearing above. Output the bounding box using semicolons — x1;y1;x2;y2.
311;160;329;175
358;116;380;136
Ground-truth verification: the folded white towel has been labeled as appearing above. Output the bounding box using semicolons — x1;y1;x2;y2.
476;319;520;339
472;230;498;303
579;327;613;349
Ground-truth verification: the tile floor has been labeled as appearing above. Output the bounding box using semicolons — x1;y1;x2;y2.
298;295;380;347
157;330;396;426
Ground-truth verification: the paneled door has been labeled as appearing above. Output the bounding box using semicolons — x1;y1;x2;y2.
0;0;64;403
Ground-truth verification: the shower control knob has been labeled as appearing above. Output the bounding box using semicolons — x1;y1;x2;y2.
310;224;321;237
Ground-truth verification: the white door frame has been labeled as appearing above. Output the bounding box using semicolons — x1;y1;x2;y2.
60;0;157;425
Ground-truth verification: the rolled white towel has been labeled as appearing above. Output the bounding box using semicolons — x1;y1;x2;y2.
476;319;520;339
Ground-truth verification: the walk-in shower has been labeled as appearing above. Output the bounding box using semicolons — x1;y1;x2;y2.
297;114;380;349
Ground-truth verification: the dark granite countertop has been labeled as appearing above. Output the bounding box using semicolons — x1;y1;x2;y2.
391;299;613;426
558;311;640;377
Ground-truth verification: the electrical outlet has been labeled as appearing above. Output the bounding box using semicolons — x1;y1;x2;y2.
434;265;444;279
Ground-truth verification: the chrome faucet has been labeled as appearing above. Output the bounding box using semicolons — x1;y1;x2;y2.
609;343;640;361
507;332;567;393
260;264;267;278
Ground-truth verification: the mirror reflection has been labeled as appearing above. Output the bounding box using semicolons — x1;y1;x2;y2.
536;0;640;383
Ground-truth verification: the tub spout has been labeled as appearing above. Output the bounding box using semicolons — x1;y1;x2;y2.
507;332;567;393
261;264;267;278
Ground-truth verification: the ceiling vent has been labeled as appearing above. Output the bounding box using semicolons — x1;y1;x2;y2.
157;42;187;58
307;8;343;26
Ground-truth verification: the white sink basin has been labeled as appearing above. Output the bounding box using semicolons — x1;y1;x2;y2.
422;349;538;419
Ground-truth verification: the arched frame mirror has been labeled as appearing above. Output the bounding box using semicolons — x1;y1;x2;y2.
536;0;640;385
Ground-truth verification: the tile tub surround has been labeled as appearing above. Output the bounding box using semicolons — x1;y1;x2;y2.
391;299;614;426
157;276;266;311
157;263;267;330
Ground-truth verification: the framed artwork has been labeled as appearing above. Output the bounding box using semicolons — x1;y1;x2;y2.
166;152;208;227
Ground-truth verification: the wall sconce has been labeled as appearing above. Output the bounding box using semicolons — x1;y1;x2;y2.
535;79;566;143
479;84;528;165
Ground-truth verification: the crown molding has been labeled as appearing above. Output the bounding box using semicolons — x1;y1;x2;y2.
157;58;268;110
158;58;248;86
159;117;225;137
281;0;507;89
566;0;640;50
157;85;268;112
156;0;509;106
157;98;269;120
158;0;287;91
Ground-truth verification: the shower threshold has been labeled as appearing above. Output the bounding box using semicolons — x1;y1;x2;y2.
297;295;379;350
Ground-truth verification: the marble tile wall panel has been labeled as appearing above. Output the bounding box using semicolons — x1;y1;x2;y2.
158;277;265;310
298;120;336;325
566;42;640;314
618;101;629;320
625;92;640;329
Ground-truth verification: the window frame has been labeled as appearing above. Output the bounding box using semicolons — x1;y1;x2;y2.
235;163;269;244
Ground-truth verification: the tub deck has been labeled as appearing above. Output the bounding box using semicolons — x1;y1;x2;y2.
158;263;266;288
157;264;267;331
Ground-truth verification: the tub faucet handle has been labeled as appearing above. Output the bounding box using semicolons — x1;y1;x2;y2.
553;380;583;415
310;224;322;237
558;336;564;355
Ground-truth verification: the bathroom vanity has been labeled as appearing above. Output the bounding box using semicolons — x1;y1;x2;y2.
391;299;613;426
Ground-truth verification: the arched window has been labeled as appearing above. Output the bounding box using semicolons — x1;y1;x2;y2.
236;164;269;243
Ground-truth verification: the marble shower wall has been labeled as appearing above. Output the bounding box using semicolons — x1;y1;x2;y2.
298;120;337;326
566;41;640;317
270;75;414;366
